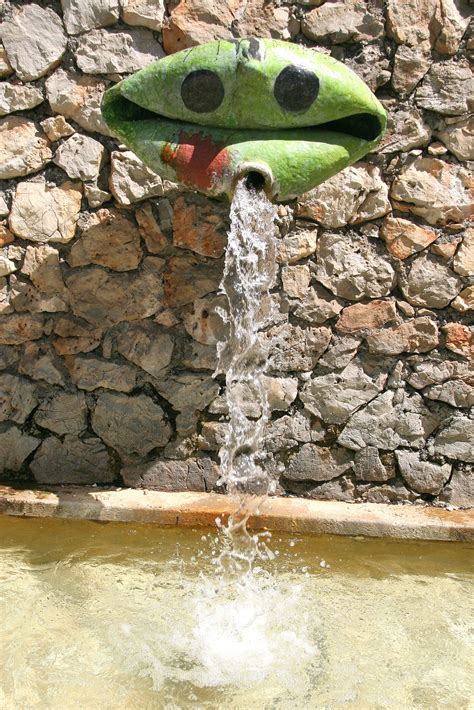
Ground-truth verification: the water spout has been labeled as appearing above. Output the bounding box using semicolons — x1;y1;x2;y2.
243;170;267;192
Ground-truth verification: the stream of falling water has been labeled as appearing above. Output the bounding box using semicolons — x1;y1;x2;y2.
214;178;278;575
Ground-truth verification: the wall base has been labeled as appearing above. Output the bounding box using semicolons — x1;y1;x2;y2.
0;485;472;541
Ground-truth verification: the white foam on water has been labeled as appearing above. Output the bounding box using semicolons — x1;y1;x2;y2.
168;567;317;690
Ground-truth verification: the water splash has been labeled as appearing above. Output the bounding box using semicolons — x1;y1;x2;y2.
214;179;278;575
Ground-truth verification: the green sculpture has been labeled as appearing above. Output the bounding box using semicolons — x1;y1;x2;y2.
102;38;386;201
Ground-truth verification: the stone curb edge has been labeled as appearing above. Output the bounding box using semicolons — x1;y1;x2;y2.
0;485;473;541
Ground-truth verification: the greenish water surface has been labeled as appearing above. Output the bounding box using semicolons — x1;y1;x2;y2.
0;515;472;709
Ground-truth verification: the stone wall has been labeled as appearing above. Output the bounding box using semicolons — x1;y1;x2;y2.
0;0;472;507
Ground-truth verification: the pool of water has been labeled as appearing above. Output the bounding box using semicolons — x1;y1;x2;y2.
0;515;472;709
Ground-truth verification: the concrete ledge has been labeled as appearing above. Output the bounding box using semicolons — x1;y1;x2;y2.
0;485;473;541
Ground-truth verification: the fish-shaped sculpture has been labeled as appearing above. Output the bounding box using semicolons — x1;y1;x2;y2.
102;38;386;201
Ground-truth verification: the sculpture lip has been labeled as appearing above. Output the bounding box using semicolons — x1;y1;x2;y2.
106;90;384;144
101;39;387;200
102;84;387;201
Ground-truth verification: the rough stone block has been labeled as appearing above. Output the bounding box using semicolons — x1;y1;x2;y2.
0;5;67;81
434;416;474;462
396;451;452;495
61;0;120;35
30;435;114;484
68;209;142;272
65;264;164;326
92;392;171;457
286;443;354;482
315;233;395;301
301;362;386;425
46;69;111;136
122;457;219;492
9;181;82;244
0;117;51;180
65;355;137;392
0;425;40;472
34;391;88;436
0;373;37;424
338;391;440;451
75;28;164;74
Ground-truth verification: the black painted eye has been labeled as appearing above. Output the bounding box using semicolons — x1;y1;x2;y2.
274;65;319;113
181;70;225;113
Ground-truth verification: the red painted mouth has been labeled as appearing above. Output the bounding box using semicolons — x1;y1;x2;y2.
161;131;231;191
